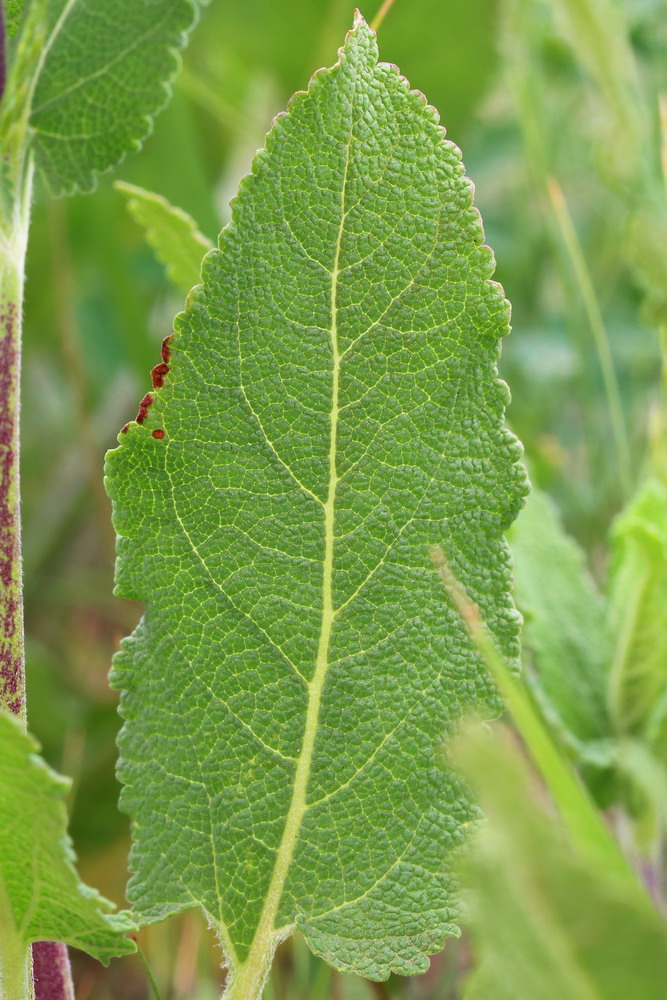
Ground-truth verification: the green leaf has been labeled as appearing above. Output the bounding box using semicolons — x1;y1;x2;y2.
106;14;526;993
16;0;199;195
4;0;24;36
608;477;667;750
511;489;611;746
0;710;135;965
115;181;212;293
459;724;667;1000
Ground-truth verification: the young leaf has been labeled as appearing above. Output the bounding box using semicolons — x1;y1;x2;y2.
511;489;611;745
115;181;212;294
0;710;135;967
459;724;667;1000
106;13;526;995
7;0;199;196
608;477;667;749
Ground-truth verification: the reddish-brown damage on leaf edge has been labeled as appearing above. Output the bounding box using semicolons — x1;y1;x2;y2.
123;335;175;433
161;335;173;365
151;362;169;388
135;393;153;424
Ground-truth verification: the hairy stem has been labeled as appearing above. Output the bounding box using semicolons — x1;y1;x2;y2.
31;944;74;1000
0;879;34;1000
0;160;35;1000
0;2;6;103
0;157;76;1000
0;164;31;721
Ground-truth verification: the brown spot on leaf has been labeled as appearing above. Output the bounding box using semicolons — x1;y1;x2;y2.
161;335;173;365
152;429;165;440
136;393;154;424
151;362;170;389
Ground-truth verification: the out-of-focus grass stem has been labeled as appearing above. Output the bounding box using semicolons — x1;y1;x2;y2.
370;0;398;33
546;177;632;497
546;0;647;173
430;544;633;883
545;0;667;326
502;0;603;483
136;942;164;1000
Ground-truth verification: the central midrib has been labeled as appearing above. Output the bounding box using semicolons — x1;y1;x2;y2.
222;124;353;996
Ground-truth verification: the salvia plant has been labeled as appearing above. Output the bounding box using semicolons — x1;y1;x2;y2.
2;1;667;999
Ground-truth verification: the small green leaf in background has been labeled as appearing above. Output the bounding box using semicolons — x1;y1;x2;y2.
458;723;667;1000
4;0;24;37
11;0;200;195
511;483;667;848
106;12;526;993
604;469;667;848
511;488;611;747
0;710;135;964
608;477;667;749
115;181;212;294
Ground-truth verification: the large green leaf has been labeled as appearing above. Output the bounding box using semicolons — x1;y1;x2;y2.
459;724;667;1000
11;0;199;195
0;710;134;967
106;14;526;993
511;489;611;746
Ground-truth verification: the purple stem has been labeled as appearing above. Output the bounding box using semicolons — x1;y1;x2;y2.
0;2;6;104
0;124;75;1000
0;305;75;995
0;296;24;716
32;944;75;1000
0;306;74;993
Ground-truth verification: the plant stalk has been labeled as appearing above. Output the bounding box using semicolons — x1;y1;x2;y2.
0;931;34;1000
223;948;277;1000
0;152;76;1000
370;0;398;32
546;177;632;497
31;944;75;1000
0;879;34;1000
0;1;6;103
0;162;31;722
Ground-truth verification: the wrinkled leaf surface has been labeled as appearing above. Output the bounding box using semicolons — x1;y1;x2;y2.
106;14;525;983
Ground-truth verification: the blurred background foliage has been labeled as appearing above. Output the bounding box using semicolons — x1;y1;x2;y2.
18;0;667;996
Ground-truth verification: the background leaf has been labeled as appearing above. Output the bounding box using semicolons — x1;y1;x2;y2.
115;181;212;294
106;13;525;989
23;0;199;195
0;710;135;964
608;478;667;750
511;488;611;746
458;723;667;1000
